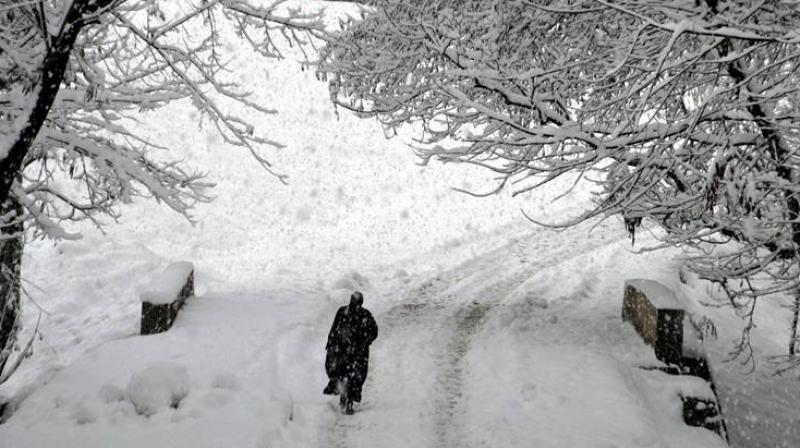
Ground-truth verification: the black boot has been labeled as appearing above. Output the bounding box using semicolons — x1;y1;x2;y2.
345;400;354;415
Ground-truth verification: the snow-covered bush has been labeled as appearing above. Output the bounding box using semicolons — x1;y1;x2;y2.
98;384;126;404
125;362;190;417
70;401;97;425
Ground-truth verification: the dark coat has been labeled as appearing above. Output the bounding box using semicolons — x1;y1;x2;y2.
325;304;378;402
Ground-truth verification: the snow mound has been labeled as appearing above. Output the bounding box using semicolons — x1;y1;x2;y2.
139;261;194;304
682;317;706;359
70;401;97;425
125;362;191;416
638;368;717;403
98;383;125;403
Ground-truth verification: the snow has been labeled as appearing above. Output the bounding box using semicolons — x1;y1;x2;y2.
682;316;705;360
125;362;191;416
331;270;371;292
626;278;683;310
638;369;717;404
0;217;738;448
0;4;797;448
463;234;727;448
0;291;310;448
139;262;194;305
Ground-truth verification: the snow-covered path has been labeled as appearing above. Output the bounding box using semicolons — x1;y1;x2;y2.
0;222;727;448
323;224;725;448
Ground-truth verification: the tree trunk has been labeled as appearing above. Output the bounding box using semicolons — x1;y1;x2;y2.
0;195;24;377
0;0;115;383
791;290;800;356
0;26;80;207
0;0;116;206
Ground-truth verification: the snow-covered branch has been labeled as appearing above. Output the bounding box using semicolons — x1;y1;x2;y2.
0;0;330;384
319;0;800;363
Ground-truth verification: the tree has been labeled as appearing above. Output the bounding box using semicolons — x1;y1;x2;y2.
0;0;327;383
318;0;800;368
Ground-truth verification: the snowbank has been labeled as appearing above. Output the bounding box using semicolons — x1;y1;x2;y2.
0;292;318;448
465;237;727;448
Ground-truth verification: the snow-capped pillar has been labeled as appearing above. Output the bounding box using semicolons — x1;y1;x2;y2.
139;262;195;335
622;279;684;366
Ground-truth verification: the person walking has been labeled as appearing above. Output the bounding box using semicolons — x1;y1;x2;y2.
323;291;378;414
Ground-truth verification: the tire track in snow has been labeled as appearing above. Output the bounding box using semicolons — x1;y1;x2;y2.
325;271;450;447
433;262;543;448
434;300;491;448
431;222;627;447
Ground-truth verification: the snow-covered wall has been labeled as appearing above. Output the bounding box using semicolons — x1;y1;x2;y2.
623;279;684;366
139;262;194;306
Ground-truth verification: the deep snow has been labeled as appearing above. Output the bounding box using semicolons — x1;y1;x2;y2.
0;221;728;448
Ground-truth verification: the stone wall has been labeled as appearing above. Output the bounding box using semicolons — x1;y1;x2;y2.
622;281;684;365
140;266;194;335
622;279;728;443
